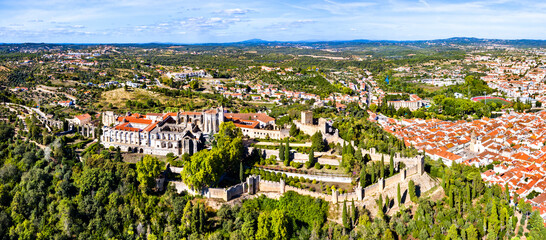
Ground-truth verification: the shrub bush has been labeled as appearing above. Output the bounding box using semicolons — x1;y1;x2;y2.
290;161;302;168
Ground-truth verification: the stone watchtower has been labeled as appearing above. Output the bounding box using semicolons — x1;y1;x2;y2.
301;111;313;125
418;155;425;175
102;111;117;127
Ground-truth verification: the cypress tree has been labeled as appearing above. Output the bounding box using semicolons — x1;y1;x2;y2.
279;142;285;161
240;161;244;182
351;200;357;228
359;167;367;187
342;201;349;229
389;153;394;176
377;194;384;219
466;184;471;204
285;138;290;163
505;182;510;202
449;189;454;208
115;146;122;162
199;203;206;233
397;183;402;207
472;180;477;199
191;203;199;233
380;156;385;179
408;180;416;202
371;163;376;183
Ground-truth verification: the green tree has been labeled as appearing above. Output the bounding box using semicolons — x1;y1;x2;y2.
448;189;454;208
279;142;285;161
446;224;458;240
377;194;384;219
466;224;478;240
284;138;290;165
181;201;192;235
181;149;223;189
311;131;325;152
351;200;357;228
342;201;349;229
528;211;546;239
114;147;122;162
369;103;378;112
199;203;206;233
270;209;289;240
505;182;510;202
241;213;256;239
359;167;367;187
488;202;500;239
380;155;385;179
397;183;401;207
181;122;243;189
191;203;199;233
383;229;394;240
408;180;416;202
389;154;394;177
136;155;162;193
240;161;244;182
371;163;376;183
190;79;199;89
256;211;272;240
289;123;299;137
306;150;314;169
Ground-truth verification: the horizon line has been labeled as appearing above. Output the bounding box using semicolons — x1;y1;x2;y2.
2;37;546;45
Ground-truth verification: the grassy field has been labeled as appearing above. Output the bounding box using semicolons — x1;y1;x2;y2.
100;88;170;105
98;88;206;111
477;98;511;106
50;79;81;87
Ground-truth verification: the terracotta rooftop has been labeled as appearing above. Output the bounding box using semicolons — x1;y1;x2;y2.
224;113;275;124
75;113;91;121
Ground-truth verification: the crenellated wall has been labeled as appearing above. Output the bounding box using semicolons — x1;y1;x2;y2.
259;179;282;192
170;154;426;204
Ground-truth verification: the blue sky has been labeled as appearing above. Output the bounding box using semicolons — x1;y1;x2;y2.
0;0;545;43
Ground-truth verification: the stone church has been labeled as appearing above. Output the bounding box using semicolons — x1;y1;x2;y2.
100;108;224;156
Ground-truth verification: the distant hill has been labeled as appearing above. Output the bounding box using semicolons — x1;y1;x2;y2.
2;37;546;49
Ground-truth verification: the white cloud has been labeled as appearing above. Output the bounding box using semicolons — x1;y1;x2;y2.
418;0;430;7
215;8;254;15
267;19;317;31
311;0;376;14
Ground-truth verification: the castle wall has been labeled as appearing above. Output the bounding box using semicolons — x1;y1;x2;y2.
259;179;282;192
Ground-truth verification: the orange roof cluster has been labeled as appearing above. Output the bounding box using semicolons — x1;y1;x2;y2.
379;110;546;204
75;113;91;121
117;116;153;125
224;113;275;124
113;122;141;132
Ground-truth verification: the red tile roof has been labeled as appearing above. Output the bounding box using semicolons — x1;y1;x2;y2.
75;113;91;121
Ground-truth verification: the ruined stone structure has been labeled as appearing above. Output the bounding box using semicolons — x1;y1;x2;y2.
101;108;223;156
301;111;313;125
294;111;333;137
